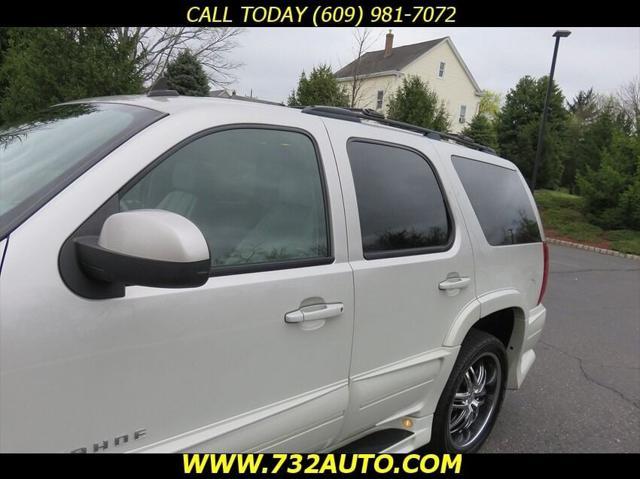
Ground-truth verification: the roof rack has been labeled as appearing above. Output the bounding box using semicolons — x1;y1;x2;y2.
301;106;496;155
147;89;179;97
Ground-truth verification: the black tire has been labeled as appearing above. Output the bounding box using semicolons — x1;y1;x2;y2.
429;329;507;453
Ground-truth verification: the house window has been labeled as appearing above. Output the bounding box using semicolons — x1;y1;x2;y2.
376;90;384;110
438;62;446;78
459;105;467;124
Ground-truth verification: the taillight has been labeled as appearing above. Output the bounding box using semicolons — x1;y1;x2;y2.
537;242;550;305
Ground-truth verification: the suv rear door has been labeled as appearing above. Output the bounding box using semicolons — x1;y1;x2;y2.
322;121;477;441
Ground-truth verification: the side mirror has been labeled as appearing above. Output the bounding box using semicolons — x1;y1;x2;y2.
74;210;210;288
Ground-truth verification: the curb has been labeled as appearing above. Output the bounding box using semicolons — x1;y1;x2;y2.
546;237;640;261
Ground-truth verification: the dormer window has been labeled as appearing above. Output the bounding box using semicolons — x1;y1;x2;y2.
438;62;446;78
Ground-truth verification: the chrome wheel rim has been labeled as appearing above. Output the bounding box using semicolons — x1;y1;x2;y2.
448;352;501;449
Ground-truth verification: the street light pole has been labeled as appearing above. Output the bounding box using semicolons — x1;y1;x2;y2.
531;30;571;191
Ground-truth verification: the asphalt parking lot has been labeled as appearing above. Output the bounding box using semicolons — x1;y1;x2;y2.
482;245;640;452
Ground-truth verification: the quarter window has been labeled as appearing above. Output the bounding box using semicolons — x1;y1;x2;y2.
347;141;451;259
452;156;541;246
121;128;330;269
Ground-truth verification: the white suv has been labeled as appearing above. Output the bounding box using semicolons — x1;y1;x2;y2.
0;94;548;453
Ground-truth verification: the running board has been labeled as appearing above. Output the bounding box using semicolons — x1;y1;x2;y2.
337;429;414;453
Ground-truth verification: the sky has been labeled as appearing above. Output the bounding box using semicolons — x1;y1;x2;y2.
226;27;640;104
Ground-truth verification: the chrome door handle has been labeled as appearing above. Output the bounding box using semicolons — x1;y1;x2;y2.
438;277;471;291
285;303;345;323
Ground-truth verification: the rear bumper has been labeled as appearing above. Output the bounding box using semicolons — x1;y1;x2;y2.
508;303;546;389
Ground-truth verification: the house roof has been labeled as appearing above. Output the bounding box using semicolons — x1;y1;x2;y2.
334;37;446;79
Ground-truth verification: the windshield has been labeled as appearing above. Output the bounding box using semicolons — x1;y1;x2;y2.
0;102;165;239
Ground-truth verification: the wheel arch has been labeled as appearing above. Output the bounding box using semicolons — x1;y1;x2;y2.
443;289;528;389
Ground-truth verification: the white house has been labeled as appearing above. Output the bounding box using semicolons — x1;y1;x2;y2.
335;33;483;133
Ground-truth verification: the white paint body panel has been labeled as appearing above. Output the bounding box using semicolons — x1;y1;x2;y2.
0;96;545;452
321;119;478;443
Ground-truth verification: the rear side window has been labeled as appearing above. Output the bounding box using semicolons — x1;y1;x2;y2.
347;140;452;259
452;156;541;246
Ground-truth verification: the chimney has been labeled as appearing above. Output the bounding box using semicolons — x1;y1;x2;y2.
384;30;394;58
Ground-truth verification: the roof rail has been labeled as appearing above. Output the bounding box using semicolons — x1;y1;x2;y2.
301;106;496;155
147;89;179;97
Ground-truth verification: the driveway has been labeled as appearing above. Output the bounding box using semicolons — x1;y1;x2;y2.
483;245;640;452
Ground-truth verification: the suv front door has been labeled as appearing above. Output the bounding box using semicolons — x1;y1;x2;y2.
0;117;354;452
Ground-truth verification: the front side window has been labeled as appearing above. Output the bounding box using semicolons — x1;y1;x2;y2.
121;128;330;269
452;156;541;246
347;140;451;259
0;103;163;239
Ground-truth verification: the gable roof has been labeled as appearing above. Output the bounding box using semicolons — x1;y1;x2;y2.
335;36;483;95
335;37;446;79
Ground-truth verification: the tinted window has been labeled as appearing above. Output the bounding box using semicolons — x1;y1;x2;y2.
452;156;541;246
0;103;163;239
121;128;329;269
347;141;451;258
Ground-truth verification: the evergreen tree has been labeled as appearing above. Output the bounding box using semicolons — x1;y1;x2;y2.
496;75;568;189
0;28;142;125
164;50;210;97
462;114;498;150
386;75;450;132
563;95;632;189
568;88;598;123
287;65;348;107
577;130;640;229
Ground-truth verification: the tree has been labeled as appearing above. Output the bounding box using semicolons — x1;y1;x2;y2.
386;75;450;132
287;65;349;107
462;114;497;149
478;90;501;120
0;28;142;125
344;28;378;108
568;88;599;123
164;50;210;96
577;130;640;229
114;27;242;86
496;75;568;189
618;78;640;132
563;95;633;190
619;165;640;230
0;28;9;106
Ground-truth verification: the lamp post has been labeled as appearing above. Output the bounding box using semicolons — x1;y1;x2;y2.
531;30;571;191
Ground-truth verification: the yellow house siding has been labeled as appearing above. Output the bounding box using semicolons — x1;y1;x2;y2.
338;74;399;111
337;39;481;133
402;41;480;133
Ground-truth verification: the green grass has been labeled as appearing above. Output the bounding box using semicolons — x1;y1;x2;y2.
606;230;640;255
534;189;640;255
